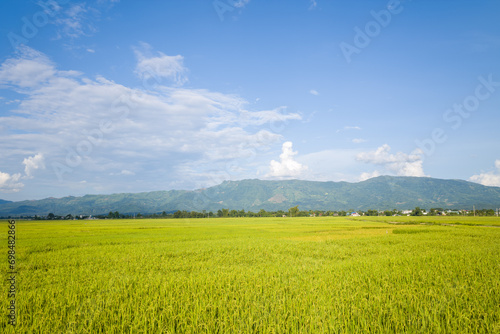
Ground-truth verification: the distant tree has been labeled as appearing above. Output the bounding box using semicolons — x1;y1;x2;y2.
411;207;423;216
217;209;223;217
222;208;229;217
289;205;299;217
47;213;55;220
276;210;285;217
258;209;267;217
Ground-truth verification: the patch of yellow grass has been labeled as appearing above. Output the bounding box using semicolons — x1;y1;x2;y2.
285;227;393;241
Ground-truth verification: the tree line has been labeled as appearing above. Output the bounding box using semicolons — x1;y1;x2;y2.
8;206;499;220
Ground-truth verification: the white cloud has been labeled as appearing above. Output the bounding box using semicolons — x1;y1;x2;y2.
54;3;99;39
309;89;319;96
0;46;302;195
86;49;96;53
134;42;188;86
0;46;55;89
309;0;317;10
23;153;45;178
359;170;381;181
0;171;23;193
352;138;366;144
357;144;427;177
267;141;308;178
337;125;361;133
469;160;500;187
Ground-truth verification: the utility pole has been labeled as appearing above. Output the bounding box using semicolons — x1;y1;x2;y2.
473;205;475;217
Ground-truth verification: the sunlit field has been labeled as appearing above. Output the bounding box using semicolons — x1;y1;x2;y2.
2;217;499;333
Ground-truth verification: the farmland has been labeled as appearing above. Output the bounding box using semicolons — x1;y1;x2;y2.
2;216;499;333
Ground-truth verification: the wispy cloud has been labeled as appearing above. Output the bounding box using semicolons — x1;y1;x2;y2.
337;125;361;133
54;3;99;39
352;138;366;144
309;0;317;10
0;46;56;89
309;89;319;96
134;42;188;87
469;160;500;186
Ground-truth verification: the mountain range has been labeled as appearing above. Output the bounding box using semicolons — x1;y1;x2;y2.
1;176;500;216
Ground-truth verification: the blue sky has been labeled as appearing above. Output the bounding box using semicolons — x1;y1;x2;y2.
1;0;499;201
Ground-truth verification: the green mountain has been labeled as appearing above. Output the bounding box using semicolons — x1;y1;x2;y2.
1;176;500;216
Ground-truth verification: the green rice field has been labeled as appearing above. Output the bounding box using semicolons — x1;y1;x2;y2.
2;216;499;333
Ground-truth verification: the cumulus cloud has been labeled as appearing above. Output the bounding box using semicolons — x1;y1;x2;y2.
469;160;500;186
267;141;308;178
0;172;23;193
23;153;45;178
359;170;381;181
357;144;427;178
134;42;188;86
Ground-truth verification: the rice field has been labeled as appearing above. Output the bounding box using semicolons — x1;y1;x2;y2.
2;216;499;333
